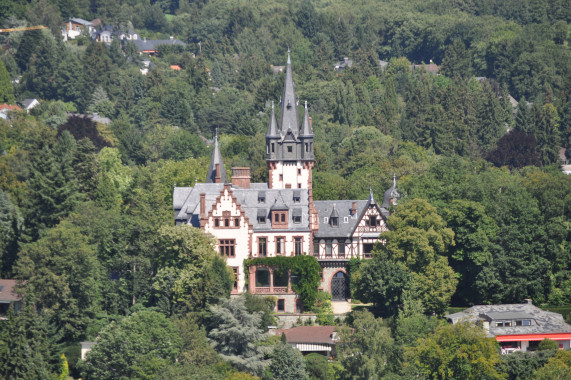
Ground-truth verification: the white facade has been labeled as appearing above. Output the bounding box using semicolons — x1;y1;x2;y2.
268;161;312;190
202;186;252;293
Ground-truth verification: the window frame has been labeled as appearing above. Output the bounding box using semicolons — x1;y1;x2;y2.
219;239;236;257
276;237;285;255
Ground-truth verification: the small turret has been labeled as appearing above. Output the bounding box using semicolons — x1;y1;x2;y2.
206;135;228;183
381;174;400;208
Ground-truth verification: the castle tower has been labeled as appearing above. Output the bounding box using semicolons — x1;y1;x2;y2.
266;51;314;190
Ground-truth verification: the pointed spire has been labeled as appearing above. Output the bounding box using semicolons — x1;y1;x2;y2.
206;135;228;183
301;100;313;136
280;50;299;133
267;101;278;137
382;174;400;208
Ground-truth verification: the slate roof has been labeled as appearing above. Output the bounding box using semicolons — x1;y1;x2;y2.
67;18;93;27
280;51;299;133
0;280;21;302
134;38;186;52
313;199;387;238
300;101;313;136
21;98;39;110
173;184;311;232
381;174;400;209
445;303;571;337
206;136;227;183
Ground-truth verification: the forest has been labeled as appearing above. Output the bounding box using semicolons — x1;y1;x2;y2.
0;0;570;378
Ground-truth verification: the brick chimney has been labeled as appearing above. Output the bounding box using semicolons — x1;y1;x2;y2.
199;193;206;227
231;167;251;189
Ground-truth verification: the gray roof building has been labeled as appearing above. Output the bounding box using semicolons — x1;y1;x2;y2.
133;37;186;53
445;301;571;338
173;183;311;232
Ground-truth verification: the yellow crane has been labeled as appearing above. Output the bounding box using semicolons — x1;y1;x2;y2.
0;25;47;33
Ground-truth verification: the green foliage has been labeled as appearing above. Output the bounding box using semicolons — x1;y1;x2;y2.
15;220;102;343
245;256;321;309
243;293;277;331
394;290;444;347
352;250;411;316
0;306;55;379
82;310;182;380
0;60;14;103
533;350;571;380
208;296;268;376
0;189;23;276
58;353;69;380
356;198;457;315
305;353;329;380
152;225;232;317
314;291;335;326
269;343;308;380
500;350;555;380
338;310;397;379
404;322;505;380
538;338;559;351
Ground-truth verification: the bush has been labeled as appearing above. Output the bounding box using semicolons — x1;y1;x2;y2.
305;353;328;380
538;338;559;351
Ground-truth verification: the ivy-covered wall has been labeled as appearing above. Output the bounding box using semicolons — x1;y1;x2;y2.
244;256;321;309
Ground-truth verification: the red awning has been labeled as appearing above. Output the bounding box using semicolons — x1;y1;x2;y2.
495;333;571;342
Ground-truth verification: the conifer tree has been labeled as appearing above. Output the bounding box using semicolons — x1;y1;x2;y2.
25;131;78;238
0;60;14;103
208;296;268;376
0;189;23;276
536;103;561;165
269;343;308;380
514;97;533;134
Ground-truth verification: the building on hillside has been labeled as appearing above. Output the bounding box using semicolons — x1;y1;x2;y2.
445;300;571;354
20;98;40;113
0;104;22;120
0;279;22;317
133;36;186;55
61;18;95;41
274;326;339;356
173;52;398;313
334;57;353;72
